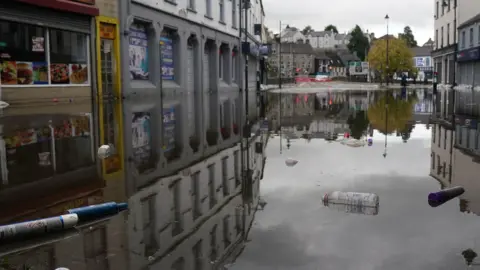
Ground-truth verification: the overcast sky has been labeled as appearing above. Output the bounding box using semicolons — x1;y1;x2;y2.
263;0;434;45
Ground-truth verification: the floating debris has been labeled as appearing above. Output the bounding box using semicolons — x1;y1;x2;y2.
285;158;298;167
428;186;465;207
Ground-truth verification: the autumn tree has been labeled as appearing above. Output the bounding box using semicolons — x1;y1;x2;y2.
324;24;338;34
367;37;414;80
302;25;314;35
398;26;418;47
348;25;370;61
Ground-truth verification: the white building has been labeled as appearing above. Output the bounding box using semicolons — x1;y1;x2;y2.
280;27;306;43
432;0;480;85
127;134;266;269
306;30;351;49
450;148;480;214
430;123;455;187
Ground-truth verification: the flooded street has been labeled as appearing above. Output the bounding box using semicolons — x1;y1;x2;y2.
2;88;480;269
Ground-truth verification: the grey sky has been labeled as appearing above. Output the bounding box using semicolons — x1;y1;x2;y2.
263;0;434;45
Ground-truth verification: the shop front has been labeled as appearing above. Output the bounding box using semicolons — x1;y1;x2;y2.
457;46;480;86
0;0;100;203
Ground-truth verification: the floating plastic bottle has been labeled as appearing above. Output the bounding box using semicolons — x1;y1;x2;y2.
323;191;379;208
324;201;379;215
285;158;298;167
428;186;465;207
0;214;78;241
67;202;128;223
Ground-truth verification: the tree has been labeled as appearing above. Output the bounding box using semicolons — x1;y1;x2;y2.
302;25;314;36
347;25;370;61
347;110;370;139
367;38;414;80
398;26;418;47
324;24;338;34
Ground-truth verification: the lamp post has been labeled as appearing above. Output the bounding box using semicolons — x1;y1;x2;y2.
385;14;390;86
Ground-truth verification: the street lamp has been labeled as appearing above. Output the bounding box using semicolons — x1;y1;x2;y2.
385;14;390;86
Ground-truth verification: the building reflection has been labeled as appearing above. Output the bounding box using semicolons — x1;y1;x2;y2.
0;139;262;270
430;87;480;215
0;100;102;222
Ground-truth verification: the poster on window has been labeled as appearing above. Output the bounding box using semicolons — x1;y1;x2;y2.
160;37;174;80
163;107;176;152
129;23;149;80
32;37;44;52
132;112;152;165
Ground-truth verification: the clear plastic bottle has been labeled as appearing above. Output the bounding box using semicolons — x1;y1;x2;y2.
322;191;379;208
324;202;379;215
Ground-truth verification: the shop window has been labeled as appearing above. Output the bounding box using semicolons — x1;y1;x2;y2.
0;20;47;85
49;29;89;85
163;104;182;162
0;20;90;86
2;121;54;187
160;28;180;84
54;115;94;174
132;112;155;173
129;22;149;80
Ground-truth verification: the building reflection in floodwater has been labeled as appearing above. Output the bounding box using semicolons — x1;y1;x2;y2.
0;132;266;270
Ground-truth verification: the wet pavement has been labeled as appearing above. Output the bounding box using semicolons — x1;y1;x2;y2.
2;88;480;269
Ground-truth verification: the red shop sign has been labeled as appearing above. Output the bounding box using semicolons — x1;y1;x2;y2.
70;0;96;5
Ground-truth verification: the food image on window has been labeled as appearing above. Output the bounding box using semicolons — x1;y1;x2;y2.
1;61;18;85
50;63;70;84
16;62;34;85
69;64;88;84
32;62;48;84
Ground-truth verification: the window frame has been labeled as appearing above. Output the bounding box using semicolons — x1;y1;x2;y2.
0;19;91;87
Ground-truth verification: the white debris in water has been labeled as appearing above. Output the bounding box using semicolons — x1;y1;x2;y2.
285;158;298;167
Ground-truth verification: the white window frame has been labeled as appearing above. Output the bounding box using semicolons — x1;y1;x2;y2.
188;0;195;10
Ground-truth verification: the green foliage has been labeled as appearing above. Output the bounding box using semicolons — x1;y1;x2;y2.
324;24;339;34
302;25;314;35
347;25;370;61
398;26;418;48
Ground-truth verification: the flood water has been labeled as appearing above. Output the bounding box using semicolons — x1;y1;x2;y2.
2;88;480;270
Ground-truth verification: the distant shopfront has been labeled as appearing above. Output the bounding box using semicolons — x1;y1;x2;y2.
0;1;99;201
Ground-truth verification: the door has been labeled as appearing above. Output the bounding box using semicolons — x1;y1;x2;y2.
187;45;195;136
100;37;121;174
203;46;210;128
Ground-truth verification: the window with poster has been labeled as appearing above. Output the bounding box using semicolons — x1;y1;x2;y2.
2;120;54;187
0;20;90;86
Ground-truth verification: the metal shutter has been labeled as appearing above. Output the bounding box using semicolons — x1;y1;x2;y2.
187;46;195;135
0;2;91;33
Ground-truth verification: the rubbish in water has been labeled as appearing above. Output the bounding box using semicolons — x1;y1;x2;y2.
324;202;379;215
67;202;128;223
0;214;78;241
97;144;116;159
285;158;298;167
368;138;373;146
428;186;465;207
323;191;379;207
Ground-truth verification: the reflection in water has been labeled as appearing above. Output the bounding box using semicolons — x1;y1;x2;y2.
268;89;429;148
0;125;265;270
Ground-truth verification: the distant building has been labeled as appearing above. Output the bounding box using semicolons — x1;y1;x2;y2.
411;43;434;80
307;30;373;49
280;27;306;43
270;42;315;78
